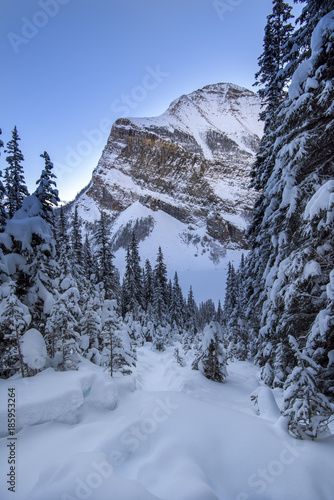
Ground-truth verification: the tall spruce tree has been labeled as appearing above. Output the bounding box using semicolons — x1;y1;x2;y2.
0;129;7;231
184;286;198;340
0;281;31;378
246;3;294;342
46;278;82;370
55;206;71;277
169;271;184;329
251;0;294;192
224;257;248;361
71;205;83;276
123;231;143;318
94;210;118;300
82;234;96;280
153;247;168;325
4;126;29;218
35;151;60;223
223;262;237;323
143;259;154;312
254;0;294;123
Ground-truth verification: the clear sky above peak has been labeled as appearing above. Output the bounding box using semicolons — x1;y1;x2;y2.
1;0;303;202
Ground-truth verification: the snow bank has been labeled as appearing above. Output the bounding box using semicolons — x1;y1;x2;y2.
0;368;119;437
1;346;334;500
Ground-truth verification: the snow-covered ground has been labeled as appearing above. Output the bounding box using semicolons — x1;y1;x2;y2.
1;344;333;500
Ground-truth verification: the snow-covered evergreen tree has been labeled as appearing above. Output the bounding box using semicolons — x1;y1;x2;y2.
0;130;7;231
153;247;168;325
100;299;136;375
35;151;60;224
254;0;294;121
169;271;184;331
82;233;97;281
245;8;334;399
223;262;237;323
193;321;227;383
70;205;83;278
0;195;58;336
246;2;294;350
282;0;334;81
0;281;31;377
282;336;333;440
45;277;82;369
224;256;248;361
153;324;167;352
122;231;143;319
80;291;102;355
54;206;72;279
186;286;198;329
94;210;118;300
4;126;29;218
198;299;216;330
251;0;294;192
304;183;334;399
143;258;154;312
215;300;223;323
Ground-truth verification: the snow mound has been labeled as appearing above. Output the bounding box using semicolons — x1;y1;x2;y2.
21;329;48;370
250;386;281;422
0;368;119;437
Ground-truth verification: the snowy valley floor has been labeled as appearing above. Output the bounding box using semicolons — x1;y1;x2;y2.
1;344;334;500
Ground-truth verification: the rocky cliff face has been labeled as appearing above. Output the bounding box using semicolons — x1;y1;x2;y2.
74;83;262;251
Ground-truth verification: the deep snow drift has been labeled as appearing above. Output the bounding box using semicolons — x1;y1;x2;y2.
1;344;333;500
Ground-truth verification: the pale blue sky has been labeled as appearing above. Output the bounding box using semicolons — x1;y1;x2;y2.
1;0;303;201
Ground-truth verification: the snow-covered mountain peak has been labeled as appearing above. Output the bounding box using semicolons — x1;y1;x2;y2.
128;82;263;158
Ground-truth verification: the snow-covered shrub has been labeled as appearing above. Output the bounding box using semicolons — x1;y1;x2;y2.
153;325;166;352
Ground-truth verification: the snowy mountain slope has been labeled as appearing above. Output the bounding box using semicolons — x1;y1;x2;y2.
110;201;243;304
68;83;263;302
1;344;333;500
